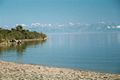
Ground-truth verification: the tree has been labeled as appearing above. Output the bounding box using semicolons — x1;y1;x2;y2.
11;28;15;31
0;34;2;42
0;26;47;41
16;25;23;31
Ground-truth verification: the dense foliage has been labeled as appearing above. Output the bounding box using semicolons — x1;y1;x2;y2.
0;25;47;42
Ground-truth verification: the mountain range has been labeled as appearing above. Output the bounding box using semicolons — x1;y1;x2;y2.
1;22;120;33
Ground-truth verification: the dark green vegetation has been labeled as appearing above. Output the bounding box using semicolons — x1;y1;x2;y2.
0;25;47;43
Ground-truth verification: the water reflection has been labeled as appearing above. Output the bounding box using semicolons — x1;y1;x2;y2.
0;40;46;55
0;33;120;73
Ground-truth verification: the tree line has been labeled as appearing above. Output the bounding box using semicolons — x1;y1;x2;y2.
0;25;47;43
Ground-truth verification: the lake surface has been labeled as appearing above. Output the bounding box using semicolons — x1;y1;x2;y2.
0;32;120;74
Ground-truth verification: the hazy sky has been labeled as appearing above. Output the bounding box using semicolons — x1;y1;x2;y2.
0;0;120;26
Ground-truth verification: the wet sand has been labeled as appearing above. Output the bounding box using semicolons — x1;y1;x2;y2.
0;61;120;80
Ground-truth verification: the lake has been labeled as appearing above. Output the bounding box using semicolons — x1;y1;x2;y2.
0;32;120;74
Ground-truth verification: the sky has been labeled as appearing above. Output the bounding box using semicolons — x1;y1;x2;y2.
0;0;120;26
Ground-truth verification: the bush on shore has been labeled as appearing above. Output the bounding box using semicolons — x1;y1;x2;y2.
0;25;47;43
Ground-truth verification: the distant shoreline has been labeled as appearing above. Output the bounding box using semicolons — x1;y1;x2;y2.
0;61;119;80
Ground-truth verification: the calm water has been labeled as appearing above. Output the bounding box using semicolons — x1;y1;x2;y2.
0;32;120;74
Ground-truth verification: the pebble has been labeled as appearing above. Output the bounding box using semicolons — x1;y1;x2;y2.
0;61;120;80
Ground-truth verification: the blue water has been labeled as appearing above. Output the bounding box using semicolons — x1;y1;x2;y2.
0;32;120;74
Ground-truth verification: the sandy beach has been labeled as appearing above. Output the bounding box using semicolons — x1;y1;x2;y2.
0;61;119;80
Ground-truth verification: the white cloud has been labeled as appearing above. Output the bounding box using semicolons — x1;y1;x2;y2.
116;25;120;28
112;26;115;28
16;24;28;27
48;24;52;27
107;26;111;29
31;23;41;26
40;24;47;27
69;22;74;26
21;24;28;27
4;25;9;27
15;24;19;26
58;24;64;27
31;23;53;27
2;25;10;29
112;25;120;29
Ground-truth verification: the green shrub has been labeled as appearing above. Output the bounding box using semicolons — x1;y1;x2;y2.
0;25;47;40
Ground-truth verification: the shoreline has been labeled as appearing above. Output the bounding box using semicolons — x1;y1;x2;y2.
0;61;119;80
0;38;47;47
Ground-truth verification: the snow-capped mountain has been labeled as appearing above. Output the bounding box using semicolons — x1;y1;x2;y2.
28;22;120;33
1;22;120;33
